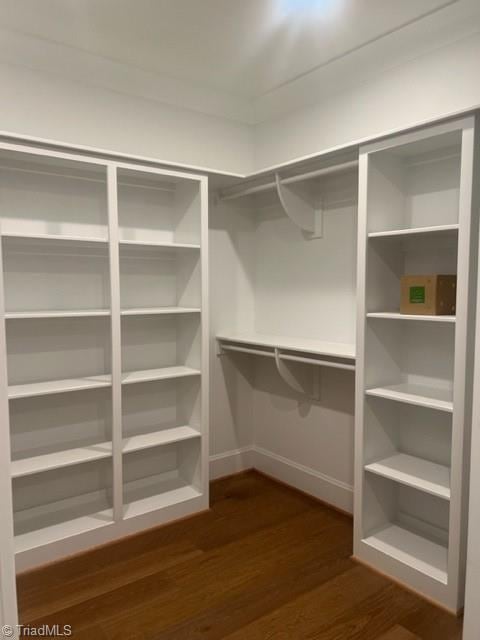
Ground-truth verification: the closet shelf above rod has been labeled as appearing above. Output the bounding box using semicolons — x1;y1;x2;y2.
218;159;359;202
217;333;355;400
218;158;358;238
216;332;355;360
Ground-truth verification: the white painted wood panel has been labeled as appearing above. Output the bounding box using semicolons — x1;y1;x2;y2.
363;524;447;584
365;453;450;500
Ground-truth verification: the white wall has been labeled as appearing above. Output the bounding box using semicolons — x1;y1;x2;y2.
254;32;480;171
252;359;354;512
209;199;257;478
210;176;357;511
0;62;254;176
2;31;480;178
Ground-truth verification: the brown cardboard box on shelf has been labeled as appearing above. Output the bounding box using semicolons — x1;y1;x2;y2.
400;275;457;315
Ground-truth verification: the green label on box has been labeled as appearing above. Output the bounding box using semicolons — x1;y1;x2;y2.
410;286;425;304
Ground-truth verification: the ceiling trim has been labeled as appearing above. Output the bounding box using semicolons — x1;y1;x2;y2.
0;28;255;125
0;102;477;186
260;0;460;96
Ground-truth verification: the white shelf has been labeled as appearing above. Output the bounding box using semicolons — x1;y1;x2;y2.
365;453;450;500
123;426;200;453
8;374;112;400
121;307;200;316
216;331;355;360
121;366;201;386
5;309;110;319
363;524;448;584
367;312;456;323
15;509;113;554
12;443;113;479
123;474;202;520
119;239;200;250
366;383;453;413
368;224;459;239
2;232;108;244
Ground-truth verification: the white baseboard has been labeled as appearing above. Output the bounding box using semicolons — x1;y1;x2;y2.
209;445;353;514
253;446;353;514
209;446;254;480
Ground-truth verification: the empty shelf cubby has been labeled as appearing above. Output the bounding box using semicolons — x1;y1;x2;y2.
362;474;449;584
123;439;202;519
366;130;461;235
13;459;113;553
117;168;201;246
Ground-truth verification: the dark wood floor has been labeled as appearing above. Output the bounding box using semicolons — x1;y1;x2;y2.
17;471;463;639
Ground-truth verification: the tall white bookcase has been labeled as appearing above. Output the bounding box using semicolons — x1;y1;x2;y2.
354;116;478;612
0;142;209;572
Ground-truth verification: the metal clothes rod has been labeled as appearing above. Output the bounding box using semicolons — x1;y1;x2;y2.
220;343;355;370
220;344;276;358
279;354;355;371
220;159;359;202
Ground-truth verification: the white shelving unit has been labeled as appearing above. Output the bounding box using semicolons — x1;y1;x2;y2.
0;142;208;571
354;117;478;612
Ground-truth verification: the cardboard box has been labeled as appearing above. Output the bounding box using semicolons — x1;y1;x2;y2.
400;275;456;315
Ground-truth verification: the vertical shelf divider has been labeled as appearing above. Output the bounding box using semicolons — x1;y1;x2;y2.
107;164;124;522
0;228;19;630
199;177;209;501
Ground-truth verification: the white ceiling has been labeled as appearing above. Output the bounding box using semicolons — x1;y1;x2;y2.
0;0;479;120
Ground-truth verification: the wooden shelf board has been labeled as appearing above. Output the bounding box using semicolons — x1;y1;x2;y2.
365;383;453;413
216;331;355;360
8;374;112;400
119;239;200;250
367;312;455;323
15;509;113;554
368;224;459;239
121;366;201;386
2;232;108;244
12;443;113;479
121;307;201;316
123;426;200;454
123;473;202;519
5;309;110;319
365;453;450;500
362;524;448;584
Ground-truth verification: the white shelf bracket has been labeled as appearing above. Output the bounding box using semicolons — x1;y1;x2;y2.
274;348;321;401
275;173;323;238
216;340;225;357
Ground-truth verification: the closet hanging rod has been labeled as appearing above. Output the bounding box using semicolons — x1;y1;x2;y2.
219;343;355;370
220;159;359;202
219;344;276;358
278;353;355;371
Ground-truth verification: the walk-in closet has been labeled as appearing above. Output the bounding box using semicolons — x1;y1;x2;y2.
1;2;480;638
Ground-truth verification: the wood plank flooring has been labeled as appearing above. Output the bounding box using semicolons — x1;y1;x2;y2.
17;471;463;639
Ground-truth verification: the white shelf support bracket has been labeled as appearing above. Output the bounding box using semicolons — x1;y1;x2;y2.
216;339;226;357
274;348;321;401
313;365;321;402
275;173;323;238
